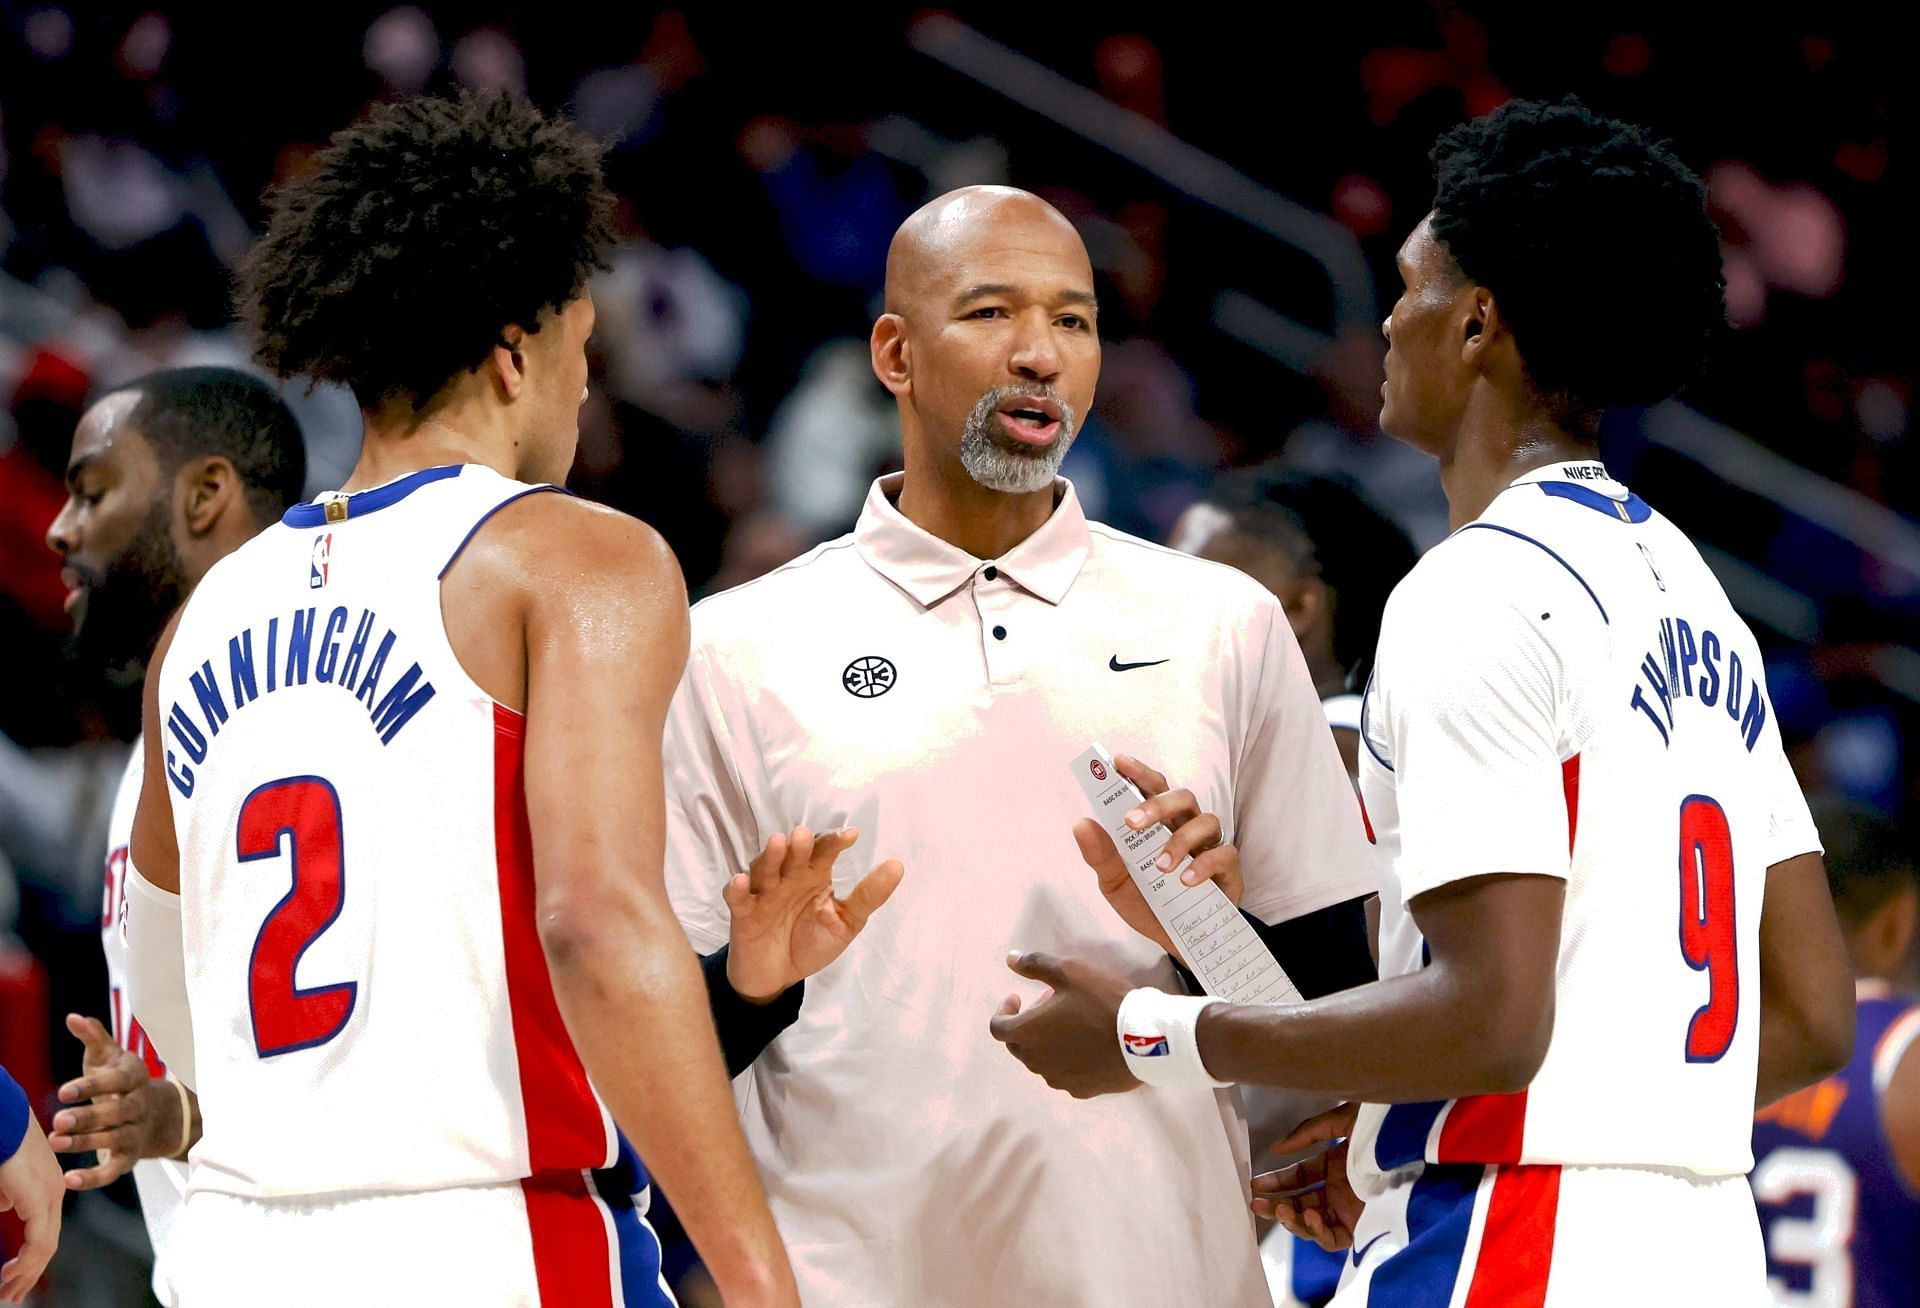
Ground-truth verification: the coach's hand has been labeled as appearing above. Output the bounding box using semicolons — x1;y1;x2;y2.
1250;1102;1364;1252
1072;753;1242;964
989;952;1138;1098
725;826;904;1003
49;1014;190;1189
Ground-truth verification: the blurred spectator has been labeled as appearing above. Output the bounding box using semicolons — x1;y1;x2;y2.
592;236;749;407
363;7;441;97
1278;329;1449;550
1710;161;1846;330
738;114;912;293
450;26;526;96
764;338;899;539
1072;335;1219;539
706;508;812;595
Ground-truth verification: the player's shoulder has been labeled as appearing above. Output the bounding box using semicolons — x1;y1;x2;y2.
1391;492;1628;630
167;524;288;639
468;489;677;585
427;489;688;658
1084;519;1280;619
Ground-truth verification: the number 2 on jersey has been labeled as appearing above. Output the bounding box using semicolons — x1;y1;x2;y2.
1678;794;1738;1062
239;776;356;1057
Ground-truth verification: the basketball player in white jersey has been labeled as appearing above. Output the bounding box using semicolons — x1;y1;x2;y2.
112;94;863;1308
38;368;305;1306
995;98;1856;1304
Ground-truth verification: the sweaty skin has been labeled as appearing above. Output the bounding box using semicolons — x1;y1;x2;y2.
129;292;805;1308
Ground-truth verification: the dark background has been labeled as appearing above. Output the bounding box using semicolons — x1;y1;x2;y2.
1;4;1912;1301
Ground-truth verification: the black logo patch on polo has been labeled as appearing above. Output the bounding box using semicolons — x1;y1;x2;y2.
843;656;897;698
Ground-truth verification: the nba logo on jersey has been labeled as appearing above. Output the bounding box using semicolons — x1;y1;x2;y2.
310;532;332;589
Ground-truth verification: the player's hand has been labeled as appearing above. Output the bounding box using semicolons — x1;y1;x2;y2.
1250;1102;1364;1252
0;1114;63;1303
1072;753;1242;963
989;952;1139;1098
724;827;904;1002
49;1013;186;1189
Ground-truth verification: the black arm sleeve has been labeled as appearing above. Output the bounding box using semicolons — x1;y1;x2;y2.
701;946;804;1077
1169;896;1377;1000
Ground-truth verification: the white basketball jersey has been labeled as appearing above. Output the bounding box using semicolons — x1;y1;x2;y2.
154;464;617;1199
1350;461;1819;1197
101;744;187;1304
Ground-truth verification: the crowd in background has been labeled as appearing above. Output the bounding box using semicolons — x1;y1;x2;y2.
0;4;1913;1301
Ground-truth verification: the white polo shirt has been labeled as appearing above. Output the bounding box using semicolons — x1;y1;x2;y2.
664;473;1374;1307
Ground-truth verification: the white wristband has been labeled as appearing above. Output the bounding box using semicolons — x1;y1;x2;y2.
1117;988;1230;1088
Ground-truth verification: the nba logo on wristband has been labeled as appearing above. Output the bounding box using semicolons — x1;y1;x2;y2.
1123;1031;1170;1058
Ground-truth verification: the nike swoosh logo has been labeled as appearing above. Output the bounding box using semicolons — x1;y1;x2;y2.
1108;656;1169;672
1350;1231;1387;1269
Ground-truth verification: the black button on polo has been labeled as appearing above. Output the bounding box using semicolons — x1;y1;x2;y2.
983;566;998;580
992;625;1007;640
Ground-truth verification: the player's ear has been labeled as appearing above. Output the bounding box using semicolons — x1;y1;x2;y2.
1284;575;1331;649
1460;286;1496;364
179;455;240;538
491;326;529;400
871;313;911;398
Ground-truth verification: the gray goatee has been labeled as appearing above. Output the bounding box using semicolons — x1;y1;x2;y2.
958;384;1079;494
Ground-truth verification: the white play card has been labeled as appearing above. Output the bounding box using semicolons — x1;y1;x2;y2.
1070;743;1300;1006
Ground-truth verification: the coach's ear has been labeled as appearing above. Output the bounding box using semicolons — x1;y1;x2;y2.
871;313;911;398
178;455;243;539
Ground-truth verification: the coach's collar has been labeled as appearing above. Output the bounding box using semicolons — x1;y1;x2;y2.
854;472;1091;608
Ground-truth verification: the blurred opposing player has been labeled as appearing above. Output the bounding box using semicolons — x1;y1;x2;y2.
40;368;305;1306
122;94;800;1307
995;99;1855;1305
1752;799;1920;1308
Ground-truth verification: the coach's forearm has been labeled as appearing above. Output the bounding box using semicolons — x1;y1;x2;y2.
544;902;795;1305
1196;963;1550;1104
703;946;803;1077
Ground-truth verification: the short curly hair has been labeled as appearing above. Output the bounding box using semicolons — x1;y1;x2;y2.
238;93;615;409
113;367;308;522
1428;96;1725;415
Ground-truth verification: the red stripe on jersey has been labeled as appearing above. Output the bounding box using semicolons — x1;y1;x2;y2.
1437;1089;1528;1162
126;1016;166;1080
1462;1164;1560;1307
1561;755;1580;853
521;1170;614;1307
1357;792;1376;844
1436;756;1582;1164
495;703;611;1170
